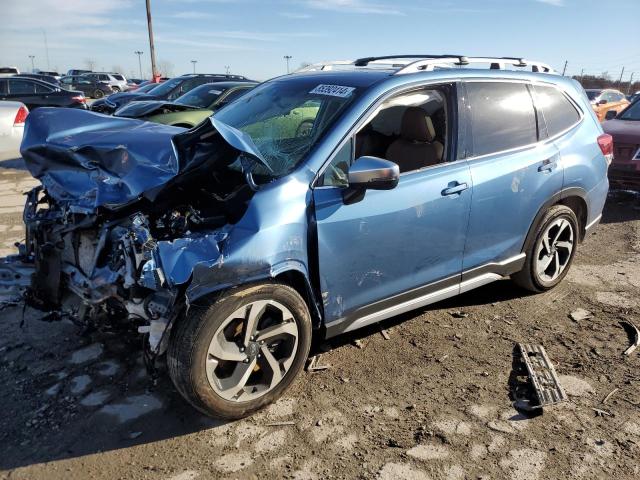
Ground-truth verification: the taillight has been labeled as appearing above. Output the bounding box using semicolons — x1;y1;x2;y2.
71;95;86;103
13;106;28;126
597;133;613;165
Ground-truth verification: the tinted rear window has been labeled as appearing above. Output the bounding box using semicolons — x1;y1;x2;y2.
112;74;125;81
585;90;600;100
466;82;537;156
533;85;581;137
0;68;19;74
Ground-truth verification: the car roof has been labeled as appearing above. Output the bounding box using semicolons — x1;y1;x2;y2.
273;69;393;88
197;81;258;89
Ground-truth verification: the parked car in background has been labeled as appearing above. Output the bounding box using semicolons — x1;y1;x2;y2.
91;74;252;114
126;79;145;91
0;77;86;110
67;69;92;77
0;101;28;161
13;55;609;419
14;73;60;86
114;81;257;127
603;98;640;189
36;71;61;80
0;67;20;78
586;88;630;121
60;75;114;98
90;82;161;112
84;72;129;93
628;92;640;103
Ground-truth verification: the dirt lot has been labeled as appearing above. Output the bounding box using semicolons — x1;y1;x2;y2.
0;162;639;480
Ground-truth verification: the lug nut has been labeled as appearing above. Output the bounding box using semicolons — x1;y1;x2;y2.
239;347;245;352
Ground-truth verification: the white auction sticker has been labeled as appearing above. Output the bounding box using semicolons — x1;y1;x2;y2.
309;84;355;98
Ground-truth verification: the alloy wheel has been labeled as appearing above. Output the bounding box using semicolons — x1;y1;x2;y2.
205;300;299;402
534;217;574;283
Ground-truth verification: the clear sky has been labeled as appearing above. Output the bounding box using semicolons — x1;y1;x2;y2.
2;0;639;81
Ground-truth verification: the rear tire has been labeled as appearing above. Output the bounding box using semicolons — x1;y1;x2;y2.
167;282;312;419
512;205;579;292
93;89;105;99
111;86;120;93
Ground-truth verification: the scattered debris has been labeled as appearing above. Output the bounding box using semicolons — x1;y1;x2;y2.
265;421;296;427
316;420;323;427
340;377;350;383
305;355;330;372
621;320;640;356
503;319;515;326
569;308;593;322
511;343;567;412
352;339;364;349
438;354;449;363
592;408;614;417
380;329;391;340
602;388;619;405
449;310;469;318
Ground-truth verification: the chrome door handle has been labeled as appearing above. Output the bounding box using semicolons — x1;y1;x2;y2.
442;182;469;196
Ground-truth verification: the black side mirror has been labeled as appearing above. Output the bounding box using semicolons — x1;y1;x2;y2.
343;156;399;204
604;110;617;120
597;99;608;105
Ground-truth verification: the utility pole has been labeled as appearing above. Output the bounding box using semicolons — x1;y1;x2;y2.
284;55;292;74
579;68;584;83
28;55;35;73
627;72;635;95
562;60;568;76
145;0;158;80
618;66;625;86
134;51;143;79
225;65;230;75
42;30;50;70
191;60;197;74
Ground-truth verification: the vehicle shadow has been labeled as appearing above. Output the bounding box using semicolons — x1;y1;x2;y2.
601;190;640;224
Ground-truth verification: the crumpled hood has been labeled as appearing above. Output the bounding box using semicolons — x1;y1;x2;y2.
114;100;198;119
20;108;269;212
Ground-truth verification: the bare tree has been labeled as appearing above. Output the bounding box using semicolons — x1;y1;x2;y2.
157;60;174;77
84;58;96;71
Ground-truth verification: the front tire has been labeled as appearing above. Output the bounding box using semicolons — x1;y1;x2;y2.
168;282;312;419
512;205;579;292
111;86;120;93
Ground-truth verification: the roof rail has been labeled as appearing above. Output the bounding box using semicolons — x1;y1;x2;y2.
304;55;556;75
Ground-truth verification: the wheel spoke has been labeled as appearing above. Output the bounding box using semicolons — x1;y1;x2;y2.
217;358;257;400
256;321;298;343
243;300;268;346
208;334;247;362
260;345;283;389
552;220;568;244
555;240;573;252
537;254;554;276
542;235;551;255
553;251;561;276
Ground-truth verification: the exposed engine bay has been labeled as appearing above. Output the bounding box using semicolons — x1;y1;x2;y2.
5;107;271;358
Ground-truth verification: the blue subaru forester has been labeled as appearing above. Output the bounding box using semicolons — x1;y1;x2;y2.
15;55;610;418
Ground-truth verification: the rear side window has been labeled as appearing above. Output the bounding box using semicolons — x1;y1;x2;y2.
9;79;36;94
466;82;537;156
34;82;53;93
0;80;7;95
533;85;580;138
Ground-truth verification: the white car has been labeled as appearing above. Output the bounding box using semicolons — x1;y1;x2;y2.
0;101;28;161
0;67;20;78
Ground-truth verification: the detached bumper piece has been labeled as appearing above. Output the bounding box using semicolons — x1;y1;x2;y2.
511;343;567;412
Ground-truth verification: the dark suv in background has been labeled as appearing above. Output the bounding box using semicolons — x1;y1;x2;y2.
90;73;253;114
0;77;87;110
60;75;114;98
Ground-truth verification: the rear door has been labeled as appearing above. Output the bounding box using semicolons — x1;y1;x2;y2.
7;79;40;109
461;80;563;273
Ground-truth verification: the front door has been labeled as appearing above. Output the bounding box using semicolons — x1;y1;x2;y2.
313;141;472;331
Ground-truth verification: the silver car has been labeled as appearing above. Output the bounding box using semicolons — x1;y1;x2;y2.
84;72;129;92
0;101;28;160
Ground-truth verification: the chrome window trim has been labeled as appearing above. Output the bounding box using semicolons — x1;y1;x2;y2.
312;78;463;189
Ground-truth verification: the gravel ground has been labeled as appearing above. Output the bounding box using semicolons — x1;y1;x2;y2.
0;161;639;480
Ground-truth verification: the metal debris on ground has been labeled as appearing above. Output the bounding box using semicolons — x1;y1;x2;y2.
592;408;614;417
449;310;469;318
265;421;296;427
305;355;330;372
380;329;391;340
511;343;568;412
569;308;593;322
621;320;640;356
602;388;619;404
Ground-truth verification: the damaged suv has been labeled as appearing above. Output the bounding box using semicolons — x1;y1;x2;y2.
8;55;609;419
